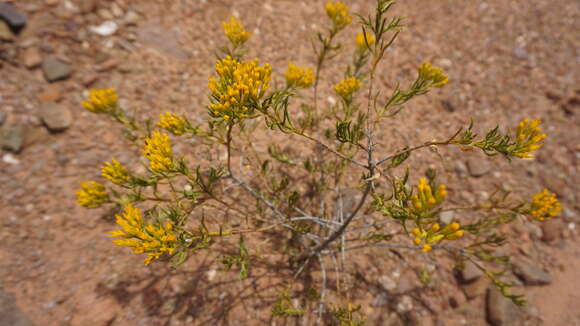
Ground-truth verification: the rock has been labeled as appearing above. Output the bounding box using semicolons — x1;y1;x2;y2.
396;295;413;313
459;261;483;284
512;260;552;286
467;158;490;177
0;125;23;152
81;73;99;87
124;11;139;25
0;111;5;126
0;20;14;41
513;47;528;60
0;288;35;326
42;56;72;82
0;3;27;32
38;86;62;102
22;47;42;68
78;0;97;14
541;219;562;242
486;288;522;326
454;160;468;177
397;271;418;294
379;275;397;292
137;24;190;60
463;278;489;300
2;153;20;165
95;58;119;72
39;102;72;132
440;211;454;224
90;21;118;36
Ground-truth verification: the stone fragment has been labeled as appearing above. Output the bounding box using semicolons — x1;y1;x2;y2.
137;24;190;60
42;56;72;82
541;219;562;242
0;3;27;32
459;261;483;284
467;158;490;177
22;47;42;68
512;260;552;286
81;73;99;87
513;47;528;60
38;86;62;102
39;102;72;132
124;11;139;25
95;58;119;72
78;0;97;14
0;20;14;41
486;288;522;326
90;21;118;36
0;125;23;152
0;111;5;126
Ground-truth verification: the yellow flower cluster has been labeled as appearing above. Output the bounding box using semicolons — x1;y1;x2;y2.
513;118;546;158
76;181;109;208
334;77;361;99
529;189;561;221
285;63;314;89
356;31;375;52
208;56;272;121
143;131;175;173
157;112;189;135
101;159;131;186
418;62;448;87
81;88;118;114
412;222;464;252
110;204;177;265
325;1;352;31
411;178;447;212
222;16;251;47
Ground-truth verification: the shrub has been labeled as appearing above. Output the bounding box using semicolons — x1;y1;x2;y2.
77;1;560;324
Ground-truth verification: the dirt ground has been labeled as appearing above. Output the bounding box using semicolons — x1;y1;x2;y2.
0;0;579;325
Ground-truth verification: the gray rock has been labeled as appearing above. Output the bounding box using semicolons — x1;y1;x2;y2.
513;47;529;60
137;24;191;60
42;56;72;82
466;158;490;177
486;288;522;326
512;260;552;286
454;160;468;177
0;111;5;126
0;288;35;326
459;261;483;284
39;102;72;132
0;3;26;32
0;125;23;152
0;20;14;41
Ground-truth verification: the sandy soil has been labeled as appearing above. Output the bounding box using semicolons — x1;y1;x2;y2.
0;0;579;325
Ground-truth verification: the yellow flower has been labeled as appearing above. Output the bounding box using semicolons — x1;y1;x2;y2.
529;189;561;221
157;112;189;135
208;56;272;121
101;159;131;186
110;204;178;265
143;131;175;173
334;77;361;99
412;221;464;252
356;31;375;52
513;118;547;158
418;62;448;87
411;178;447;212
325;1;352;31
76;181;109;208
81;88;118;114
285;63;314;89
222;16;251;47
